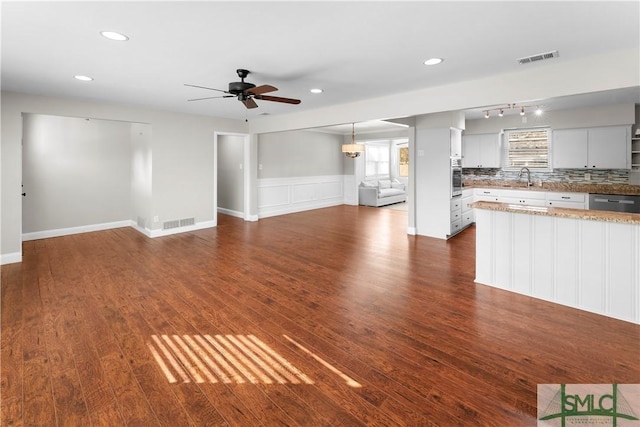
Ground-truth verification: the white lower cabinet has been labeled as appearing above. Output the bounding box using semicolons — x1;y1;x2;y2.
461;190;474;228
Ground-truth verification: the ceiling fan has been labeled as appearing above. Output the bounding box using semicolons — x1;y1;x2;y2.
185;69;301;109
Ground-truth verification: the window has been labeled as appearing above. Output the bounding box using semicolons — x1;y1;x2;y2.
365;143;390;178
503;128;549;169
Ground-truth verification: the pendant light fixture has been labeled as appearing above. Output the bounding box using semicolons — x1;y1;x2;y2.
342;123;365;158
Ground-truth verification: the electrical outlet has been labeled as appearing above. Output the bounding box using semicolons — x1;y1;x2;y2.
153;215;159;223
584;173;591;181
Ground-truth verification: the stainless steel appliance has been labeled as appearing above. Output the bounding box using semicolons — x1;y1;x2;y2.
451;157;462;197
588;194;640;213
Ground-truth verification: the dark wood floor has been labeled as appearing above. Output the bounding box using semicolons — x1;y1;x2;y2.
2;205;639;426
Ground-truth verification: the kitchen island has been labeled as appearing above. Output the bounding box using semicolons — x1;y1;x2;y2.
471;201;640;324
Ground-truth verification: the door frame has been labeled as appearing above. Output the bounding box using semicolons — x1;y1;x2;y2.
214;131;251;222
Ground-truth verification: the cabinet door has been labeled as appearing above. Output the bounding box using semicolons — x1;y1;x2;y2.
588;126;628;169
479;134;500;168
451;128;462;157
552;129;588;168
462;135;481;167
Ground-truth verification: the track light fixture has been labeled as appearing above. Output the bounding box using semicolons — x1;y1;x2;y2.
483;104;542;118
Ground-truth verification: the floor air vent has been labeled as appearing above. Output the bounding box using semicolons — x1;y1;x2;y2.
517;50;559;65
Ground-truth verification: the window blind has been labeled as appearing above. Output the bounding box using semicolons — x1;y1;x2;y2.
504;128;549;169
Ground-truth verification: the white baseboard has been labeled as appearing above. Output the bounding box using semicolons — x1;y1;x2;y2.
130;222;153;237
0;252;22;265
217;207;244;219
407;226;417;235
22;220;133;241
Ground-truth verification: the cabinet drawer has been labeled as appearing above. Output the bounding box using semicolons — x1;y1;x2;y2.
505;190;546;200
475;195;500;202
546;192;586;203
461;196;474;213
546;200;586;209
475;188;502;197
451;210;462;221
461;212;474;227
500;197;547;207
450;219;462;234
451;198;462;211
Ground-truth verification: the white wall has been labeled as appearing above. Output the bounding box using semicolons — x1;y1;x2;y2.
22;114;132;234
1;91;245;263
131;122;152;231
258;129;344;178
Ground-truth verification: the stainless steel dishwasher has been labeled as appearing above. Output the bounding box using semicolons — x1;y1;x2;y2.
588;194;640;213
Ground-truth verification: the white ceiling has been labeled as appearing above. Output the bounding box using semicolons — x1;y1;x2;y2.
2;1;639;122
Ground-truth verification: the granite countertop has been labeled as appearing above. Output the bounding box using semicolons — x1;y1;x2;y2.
463;180;640;196
470;201;640;225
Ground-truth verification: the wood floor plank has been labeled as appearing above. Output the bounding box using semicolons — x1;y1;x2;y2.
2;206;639;426
1;261;25;427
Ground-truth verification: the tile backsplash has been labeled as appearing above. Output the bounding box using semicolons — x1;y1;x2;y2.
463;168;630;185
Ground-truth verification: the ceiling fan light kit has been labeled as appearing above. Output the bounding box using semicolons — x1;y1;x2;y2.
185;69;301;110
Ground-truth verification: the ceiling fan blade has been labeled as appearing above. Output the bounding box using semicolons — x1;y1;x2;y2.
188;95;234;101
246;85;278;95
242;98;258;109
255;94;301;105
184;83;229;93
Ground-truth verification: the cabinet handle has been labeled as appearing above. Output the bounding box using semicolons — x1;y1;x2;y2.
561;196;570;199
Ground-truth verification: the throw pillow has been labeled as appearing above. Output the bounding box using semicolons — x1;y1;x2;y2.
378;180;392;189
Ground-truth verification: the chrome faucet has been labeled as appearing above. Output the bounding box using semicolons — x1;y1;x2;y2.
518;167;533;187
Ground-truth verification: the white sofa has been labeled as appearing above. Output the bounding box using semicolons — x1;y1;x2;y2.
358;179;407;207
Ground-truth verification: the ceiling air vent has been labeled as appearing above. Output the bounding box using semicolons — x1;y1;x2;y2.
517;50;559;65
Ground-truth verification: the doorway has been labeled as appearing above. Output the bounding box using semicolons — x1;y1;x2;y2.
215;133;250;221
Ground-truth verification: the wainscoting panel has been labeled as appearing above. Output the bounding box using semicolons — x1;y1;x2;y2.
258;175;345;218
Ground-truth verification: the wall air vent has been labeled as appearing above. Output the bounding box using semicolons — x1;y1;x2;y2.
517;50;559;65
179;217;195;227
163;217;195;230
163;220;180;230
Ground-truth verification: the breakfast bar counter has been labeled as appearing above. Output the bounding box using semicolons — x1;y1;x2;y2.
471;201;640;324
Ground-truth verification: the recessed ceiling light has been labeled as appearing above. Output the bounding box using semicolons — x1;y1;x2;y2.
310;88;323;94
423;58;443;66
100;31;129;41
74;75;93;81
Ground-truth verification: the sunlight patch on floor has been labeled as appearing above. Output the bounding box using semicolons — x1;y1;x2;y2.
282;334;362;388
148;334;314;385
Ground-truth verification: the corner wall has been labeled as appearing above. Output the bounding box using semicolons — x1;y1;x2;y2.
1;91;246;263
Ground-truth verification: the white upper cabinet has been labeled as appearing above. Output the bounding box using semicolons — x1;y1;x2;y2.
552;126;630;169
462;133;499;168
450;129;462;157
